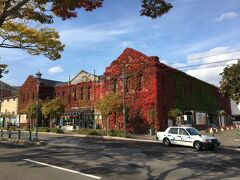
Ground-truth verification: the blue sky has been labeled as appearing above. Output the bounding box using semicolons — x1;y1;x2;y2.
1;0;240;86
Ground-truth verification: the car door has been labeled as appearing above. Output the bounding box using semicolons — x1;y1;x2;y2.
167;128;179;145
176;128;193;146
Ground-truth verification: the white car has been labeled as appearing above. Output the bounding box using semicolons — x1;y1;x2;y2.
156;126;220;150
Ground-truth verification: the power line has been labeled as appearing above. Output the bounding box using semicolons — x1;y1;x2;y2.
168;49;240;65
174;58;239;70
181;63;235;72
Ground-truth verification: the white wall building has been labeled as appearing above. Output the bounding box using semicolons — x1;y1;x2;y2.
230;100;240;121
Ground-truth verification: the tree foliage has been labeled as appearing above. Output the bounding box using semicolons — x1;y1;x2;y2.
96;93;122;116
42;98;64;118
168;108;183;119
0;63;8;78
220;60;240;104
0;0;172;60
25;101;37;119
140;0;172;19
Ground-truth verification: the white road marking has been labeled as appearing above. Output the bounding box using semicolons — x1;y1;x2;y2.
23;159;101;179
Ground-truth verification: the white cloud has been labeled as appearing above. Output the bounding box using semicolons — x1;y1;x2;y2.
214;12;238;22
183;47;240;86
122;41;133;47
48;66;63;74
60;25;134;45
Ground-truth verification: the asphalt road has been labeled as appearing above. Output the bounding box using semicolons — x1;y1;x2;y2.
0;134;240;180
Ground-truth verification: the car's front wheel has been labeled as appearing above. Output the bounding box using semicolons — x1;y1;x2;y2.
194;141;202;151
163;138;171;146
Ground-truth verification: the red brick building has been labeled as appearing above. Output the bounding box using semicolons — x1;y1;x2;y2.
18;48;231;132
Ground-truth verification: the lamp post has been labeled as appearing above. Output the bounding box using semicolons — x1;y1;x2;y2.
35;71;42;141
122;71;128;138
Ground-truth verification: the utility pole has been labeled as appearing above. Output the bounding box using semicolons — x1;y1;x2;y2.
93;70;96;129
35;71;42;142
122;71;127;137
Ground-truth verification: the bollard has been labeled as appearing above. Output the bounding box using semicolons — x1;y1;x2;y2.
18;130;21;140
29;130;32;141
8;130;11;139
0;129;3;137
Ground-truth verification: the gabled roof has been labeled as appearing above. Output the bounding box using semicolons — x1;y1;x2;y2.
70;70;100;85
38;78;63;87
0;80;18;90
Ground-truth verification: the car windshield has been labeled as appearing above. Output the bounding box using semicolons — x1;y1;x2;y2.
186;128;201;135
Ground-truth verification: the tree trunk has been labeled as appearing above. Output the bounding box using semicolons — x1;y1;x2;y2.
107;116;109;136
49;114;51;129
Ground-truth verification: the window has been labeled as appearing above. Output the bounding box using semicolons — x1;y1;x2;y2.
179;128;189;135
190;83;193;96
22;94;25;103
73;89;77;101
174;78;177;90
183;81;187;96
138;74;143;91
162;76;165;91
80;87;84;100
32;93;35;100
62;91;65;99
199;86;202;97
87;87;91;100
186;128;201;135
113;79;117;92
168;128;178;134
125;77;129;92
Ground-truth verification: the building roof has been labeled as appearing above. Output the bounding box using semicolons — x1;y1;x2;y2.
0;80;19;90
38;78;63;87
1;95;18;101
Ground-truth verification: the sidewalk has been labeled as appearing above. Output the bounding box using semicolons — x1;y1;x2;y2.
214;129;240;149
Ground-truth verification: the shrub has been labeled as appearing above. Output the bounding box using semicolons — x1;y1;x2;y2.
38;127;50;132
76;128;106;136
50;128;63;133
109;129;124;137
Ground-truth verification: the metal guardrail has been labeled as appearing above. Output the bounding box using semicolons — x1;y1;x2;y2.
0;129;32;141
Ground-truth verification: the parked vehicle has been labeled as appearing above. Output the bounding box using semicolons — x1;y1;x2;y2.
156;126;221;150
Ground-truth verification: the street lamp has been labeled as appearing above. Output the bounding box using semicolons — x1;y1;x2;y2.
35;71;42;141
122;72;128;138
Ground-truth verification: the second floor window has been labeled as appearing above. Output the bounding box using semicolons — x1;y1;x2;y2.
125;77;129;93
73;89;77;101
88;87;91;100
80;87;84;100
113;79;117;92
138;74;143;91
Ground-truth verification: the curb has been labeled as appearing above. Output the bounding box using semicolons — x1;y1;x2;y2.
37;131;159;143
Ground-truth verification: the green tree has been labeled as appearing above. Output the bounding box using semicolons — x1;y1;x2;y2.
96;93;122;134
25;101;42;127
0;63;8;78
0;0;172;60
168;108;183;126
42;98;64;128
220;60;240;104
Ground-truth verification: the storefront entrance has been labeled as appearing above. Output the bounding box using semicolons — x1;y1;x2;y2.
59;108;94;130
